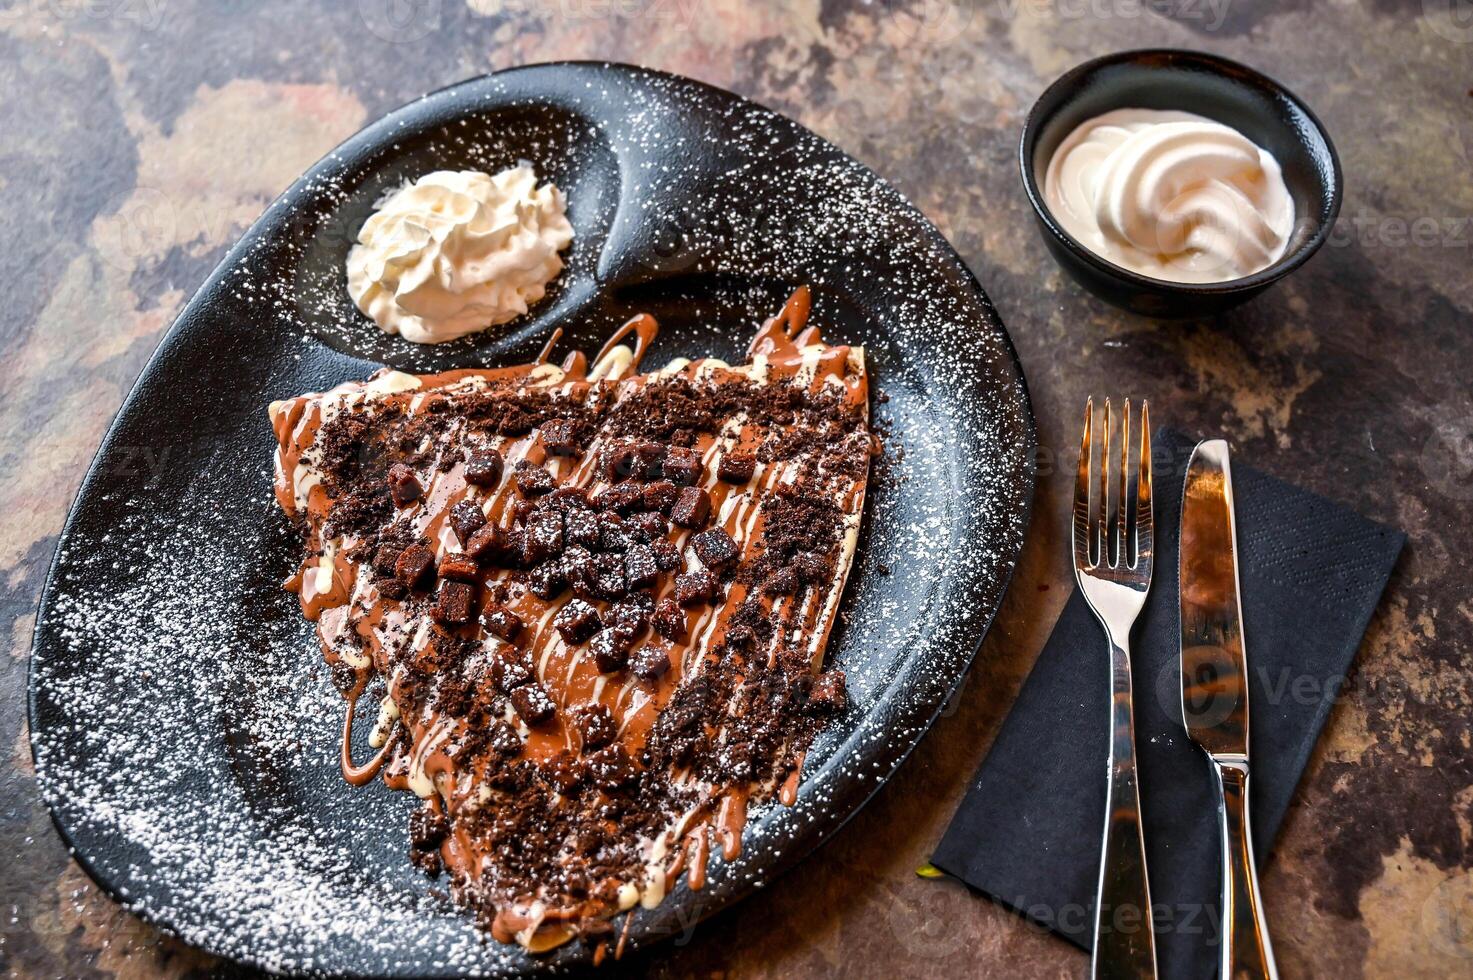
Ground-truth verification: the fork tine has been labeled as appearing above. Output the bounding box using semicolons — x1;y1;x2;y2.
1137;401;1153;562
1074;398;1094;568
1100;398;1113;567
1118;399;1130;568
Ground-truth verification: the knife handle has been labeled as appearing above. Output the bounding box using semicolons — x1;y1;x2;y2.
1091;635;1158;980
1212;759;1279;980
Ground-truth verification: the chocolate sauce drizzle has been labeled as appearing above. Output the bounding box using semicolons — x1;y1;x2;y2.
269;288;870;954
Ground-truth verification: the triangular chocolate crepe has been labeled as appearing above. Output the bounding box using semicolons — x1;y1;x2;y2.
268;289;872;953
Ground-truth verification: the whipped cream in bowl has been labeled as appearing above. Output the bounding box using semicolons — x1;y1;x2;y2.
1019;50;1341;317
1043;108;1293;284
346;166;574;344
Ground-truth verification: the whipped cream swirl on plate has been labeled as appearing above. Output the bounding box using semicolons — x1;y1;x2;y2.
1043;109;1294;284
346;166;574;343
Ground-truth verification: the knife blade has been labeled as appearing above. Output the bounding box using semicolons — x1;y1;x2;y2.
1179;439;1249;758
1178;439;1279;980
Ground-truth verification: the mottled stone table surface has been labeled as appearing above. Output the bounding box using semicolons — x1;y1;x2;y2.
3;2;1470;977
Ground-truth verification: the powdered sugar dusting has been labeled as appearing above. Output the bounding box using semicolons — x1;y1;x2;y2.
35;471;517;974
31;64;1032;975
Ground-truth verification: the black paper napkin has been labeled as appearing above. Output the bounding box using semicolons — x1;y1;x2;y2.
931;428;1404;979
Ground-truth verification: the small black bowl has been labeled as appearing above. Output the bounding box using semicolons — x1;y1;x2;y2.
1020;49;1342;318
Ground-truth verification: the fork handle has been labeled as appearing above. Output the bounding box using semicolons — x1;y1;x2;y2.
1091;635;1158;980
1211;759;1279;980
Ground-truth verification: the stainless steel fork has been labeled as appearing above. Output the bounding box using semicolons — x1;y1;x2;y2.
1073;397;1157;980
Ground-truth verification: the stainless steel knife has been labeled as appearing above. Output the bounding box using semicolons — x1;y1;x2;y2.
1179;440;1279;980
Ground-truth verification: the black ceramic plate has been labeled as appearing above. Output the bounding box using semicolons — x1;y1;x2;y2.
29;63;1034;977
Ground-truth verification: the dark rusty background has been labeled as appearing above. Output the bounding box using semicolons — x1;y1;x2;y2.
2;1;1469;977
